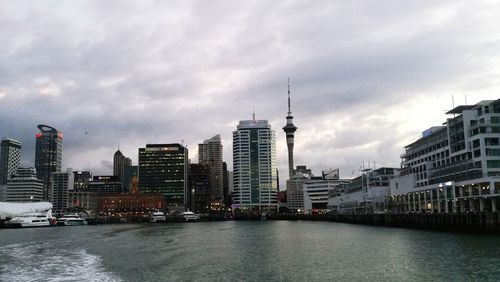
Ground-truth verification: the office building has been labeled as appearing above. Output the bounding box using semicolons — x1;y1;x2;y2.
113;149;131;189
73;171;92;191
123;165;138;193
232;115;278;212
199;134;223;201
286;165;313;211
87;176;122;195
303;171;349;215
5;167;44;202
0;138;22;185
189;163;210;213
67;191;98;215
328;167;398;214
138;143;188;211
51;170;74;216
35;124;63;200
391;99;500;213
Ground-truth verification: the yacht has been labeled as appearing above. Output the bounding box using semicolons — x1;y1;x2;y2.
181;210;200;222
150;211;166;223
5;212;52;228
57;214;88;226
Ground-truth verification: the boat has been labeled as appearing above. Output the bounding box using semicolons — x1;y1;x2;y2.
150;210;166;223
57;214;88;226
181;210;200;222
5;212;52;228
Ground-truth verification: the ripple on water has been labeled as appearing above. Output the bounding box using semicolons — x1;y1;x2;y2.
0;242;121;282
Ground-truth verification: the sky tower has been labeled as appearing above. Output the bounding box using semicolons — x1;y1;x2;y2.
283;78;298;179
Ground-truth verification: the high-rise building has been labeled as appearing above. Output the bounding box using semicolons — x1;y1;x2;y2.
390;99;500;214
123;165;138;193
35;124;63;200
286;165;313;211
73;171;92;191
138;143;188;211
189;163;210;213
51;169;74;216
87;176;122;195
283;79;298;180
0;138;22;185
5;167;44;202
232;116;278;212
199;134;223;200
113;149;131;189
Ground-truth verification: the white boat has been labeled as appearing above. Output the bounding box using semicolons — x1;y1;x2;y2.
181;210;200;222
150;211;166;223
5;212;52;228
57;214;88;226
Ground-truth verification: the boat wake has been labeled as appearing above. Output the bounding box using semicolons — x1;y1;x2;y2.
0;242;121;282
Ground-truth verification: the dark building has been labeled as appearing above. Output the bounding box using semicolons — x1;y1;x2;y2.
138;143;188;211
198;135;223;201
0;138;21;186
35;124;63;200
113;149;131;189
73;171;92;191
123;165;138;193
189;163;210;213
87;176;122;195
223;162;229;208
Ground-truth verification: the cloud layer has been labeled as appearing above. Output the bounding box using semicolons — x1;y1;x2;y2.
1;1;500;186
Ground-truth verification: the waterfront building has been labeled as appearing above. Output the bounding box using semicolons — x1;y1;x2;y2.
35;124;63;200
73;171;92;191
303;169;349;214
5;167;44;202
391;100;500;213
98;176;165;218
286;165;313;212
283;79;298;180
113;149;131;191
50;169;74;215
138;143;188;212
199;135;224;202
0;138;22;186
232;115;278;212
328;167;398;214
67;191;98;215
87;176;122;195
188;163;210;213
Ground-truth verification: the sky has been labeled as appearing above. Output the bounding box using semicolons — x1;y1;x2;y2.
1;1;500;186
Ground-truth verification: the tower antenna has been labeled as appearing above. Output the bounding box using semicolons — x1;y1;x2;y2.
288;77;291;115
252;104;255;121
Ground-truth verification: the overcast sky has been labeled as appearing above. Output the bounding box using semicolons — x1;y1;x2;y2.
1;1;500;186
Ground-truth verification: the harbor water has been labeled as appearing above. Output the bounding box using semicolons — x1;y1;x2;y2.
1;221;500;281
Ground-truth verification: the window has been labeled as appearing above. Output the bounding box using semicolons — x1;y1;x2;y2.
487;160;500;168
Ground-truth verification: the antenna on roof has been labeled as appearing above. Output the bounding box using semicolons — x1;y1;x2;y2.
465;93;468;105
452;94;455;108
252;105;256;121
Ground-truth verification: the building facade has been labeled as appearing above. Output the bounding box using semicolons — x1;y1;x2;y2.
73;171;92;191
303;170;349;214
328;167;398;214
138;143;188;211
0;138;22;186
113;149;131;190
87;176;122;195
35;124;63;200
391;100;500;213
5;167;44;202
189;163;210;213
51;170;74;216
232;118;278;212
199;134;224;201
286;166;313;211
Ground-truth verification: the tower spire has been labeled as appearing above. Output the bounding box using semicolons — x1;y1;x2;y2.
252;104;255;121
287;77;291;115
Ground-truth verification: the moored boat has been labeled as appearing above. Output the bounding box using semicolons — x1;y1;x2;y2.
5;212;52;228
181;210;200;222
150;210;166;223
57;214;88;226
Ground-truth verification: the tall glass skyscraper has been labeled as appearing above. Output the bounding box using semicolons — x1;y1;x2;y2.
232;117;278;212
138;143;188;211
35;124;63;200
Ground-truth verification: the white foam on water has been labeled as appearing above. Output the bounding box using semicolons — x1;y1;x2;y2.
0;242;122;282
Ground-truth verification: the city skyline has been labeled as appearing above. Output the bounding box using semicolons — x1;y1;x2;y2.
1;1;500;178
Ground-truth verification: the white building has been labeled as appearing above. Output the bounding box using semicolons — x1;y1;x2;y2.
328;167;398;214
232;117;278;212
303;175;349;214
5;168;44;202
391;100;500;213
